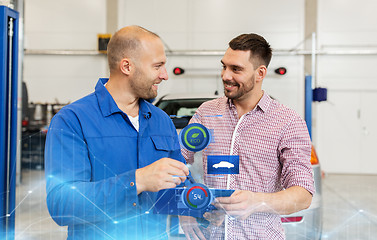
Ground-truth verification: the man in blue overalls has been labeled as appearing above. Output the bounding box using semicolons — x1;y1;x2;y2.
45;25;189;240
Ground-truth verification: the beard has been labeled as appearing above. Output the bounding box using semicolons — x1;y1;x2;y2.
130;67;158;100
223;75;255;100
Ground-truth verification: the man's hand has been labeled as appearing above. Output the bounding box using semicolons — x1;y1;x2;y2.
135;158;189;194
214;187;313;219
203;210;226;227
213;190;258;220
179;216;206;240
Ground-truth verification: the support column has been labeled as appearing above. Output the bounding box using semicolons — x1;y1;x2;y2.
106;0;119;34
305;0;318;77
304;0;318;144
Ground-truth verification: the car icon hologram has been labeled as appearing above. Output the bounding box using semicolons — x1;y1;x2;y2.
207;155;239;174
213;161;234;169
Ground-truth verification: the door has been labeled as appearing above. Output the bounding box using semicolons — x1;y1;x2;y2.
317;90;377;174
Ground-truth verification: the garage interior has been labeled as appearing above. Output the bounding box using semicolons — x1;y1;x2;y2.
1;0;377;239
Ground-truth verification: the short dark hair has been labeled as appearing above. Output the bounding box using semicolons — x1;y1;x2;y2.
229;33;272;69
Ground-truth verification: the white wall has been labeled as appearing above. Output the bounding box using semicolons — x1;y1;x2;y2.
316;0;377;173
24;0;306;116
24;0;108;104
119;0;306;115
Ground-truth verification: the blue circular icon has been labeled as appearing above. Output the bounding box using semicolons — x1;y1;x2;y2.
179;123;211;152
182;183;212;210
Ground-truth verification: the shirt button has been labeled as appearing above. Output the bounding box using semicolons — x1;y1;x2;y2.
133;202;137;207
130;182;135;187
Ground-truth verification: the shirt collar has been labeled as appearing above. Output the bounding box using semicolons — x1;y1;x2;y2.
96;78;121;117
257;91;271;113
95;78;152;118
139;98;152;120
227;91;271;114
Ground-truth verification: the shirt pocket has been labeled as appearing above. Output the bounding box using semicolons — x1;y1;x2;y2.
150;135;178;152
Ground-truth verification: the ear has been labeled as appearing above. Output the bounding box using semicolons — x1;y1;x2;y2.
119;58;132;76
255;65;267;82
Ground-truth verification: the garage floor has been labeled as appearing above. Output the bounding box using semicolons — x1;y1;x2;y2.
14;170;377;240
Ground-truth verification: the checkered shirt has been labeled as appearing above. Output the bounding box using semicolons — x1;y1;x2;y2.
182;92;315;240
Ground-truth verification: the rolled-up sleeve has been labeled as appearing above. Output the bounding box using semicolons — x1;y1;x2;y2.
278;116;316;196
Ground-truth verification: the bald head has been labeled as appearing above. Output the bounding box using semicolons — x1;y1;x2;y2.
107;25;161;73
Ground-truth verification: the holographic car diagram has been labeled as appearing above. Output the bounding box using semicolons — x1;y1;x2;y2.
213;161;234;169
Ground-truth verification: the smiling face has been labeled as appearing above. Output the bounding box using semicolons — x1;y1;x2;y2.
221;48;258;102
129;37;168;100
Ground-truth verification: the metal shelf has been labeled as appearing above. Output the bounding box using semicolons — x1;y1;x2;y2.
24;49;105;56
24;49;377;56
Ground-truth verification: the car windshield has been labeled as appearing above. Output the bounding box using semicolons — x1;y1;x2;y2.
156;98;214;129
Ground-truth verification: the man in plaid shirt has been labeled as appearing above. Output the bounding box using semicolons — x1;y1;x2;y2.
180;33;315;239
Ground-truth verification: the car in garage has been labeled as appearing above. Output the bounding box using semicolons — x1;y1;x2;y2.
155;93;323;240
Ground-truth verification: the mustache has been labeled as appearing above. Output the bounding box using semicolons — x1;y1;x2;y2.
223;80;239;86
